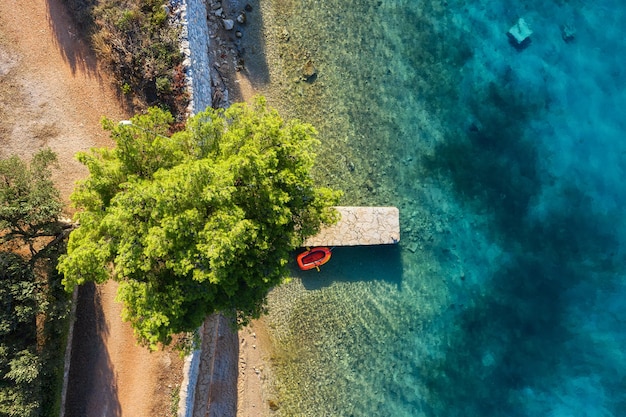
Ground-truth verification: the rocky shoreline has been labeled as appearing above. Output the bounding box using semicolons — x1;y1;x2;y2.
172;0;254;114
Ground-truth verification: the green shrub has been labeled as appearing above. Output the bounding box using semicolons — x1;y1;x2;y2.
156;76;171;94
64;0;189;120
0;150;72;416
59;98;342;349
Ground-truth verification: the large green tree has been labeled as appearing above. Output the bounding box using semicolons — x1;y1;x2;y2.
0;149;69;417
0;149;65;258
0;253;42;417
59;97;341;349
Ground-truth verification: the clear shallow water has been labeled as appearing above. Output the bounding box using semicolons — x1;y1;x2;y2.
249;0;626;415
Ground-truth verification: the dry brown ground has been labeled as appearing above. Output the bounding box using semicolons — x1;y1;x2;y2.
66;281;183;417
0;1;183;415
0;0;125;199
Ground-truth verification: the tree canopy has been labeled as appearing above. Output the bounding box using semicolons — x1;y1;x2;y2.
0;253;42;417
0;148;64;258
58;97;341;349
0;149;69;417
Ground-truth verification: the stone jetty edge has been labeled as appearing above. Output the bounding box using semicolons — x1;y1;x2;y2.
303;206;401;247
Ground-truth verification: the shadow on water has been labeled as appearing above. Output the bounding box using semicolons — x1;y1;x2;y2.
45;0;100;78
294;245;403;290
423;79;544;240
229;0;270;91
65;282;121;417
419;76;626;415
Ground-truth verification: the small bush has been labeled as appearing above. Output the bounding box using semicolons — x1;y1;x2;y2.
156;76;171;94
63;0;189;121
122;82;132;95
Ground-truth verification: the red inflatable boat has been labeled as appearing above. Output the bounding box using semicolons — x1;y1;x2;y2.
296;247;332;271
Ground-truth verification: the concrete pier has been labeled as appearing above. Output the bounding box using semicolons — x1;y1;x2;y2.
303;206;400;247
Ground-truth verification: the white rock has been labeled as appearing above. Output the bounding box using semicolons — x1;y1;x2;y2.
223;19;234;30
508;18;532;44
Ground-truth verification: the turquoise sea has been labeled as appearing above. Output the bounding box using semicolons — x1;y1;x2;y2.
240;0;626;415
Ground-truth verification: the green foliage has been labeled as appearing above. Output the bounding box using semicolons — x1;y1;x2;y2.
170;384;181;417
90;0;187;117
6;350;41;385
121;82;132;95
0;150;71;417
59;97;341;349
0;149;63;254
0;253;41;417
0;253;37;340
156;76;171;94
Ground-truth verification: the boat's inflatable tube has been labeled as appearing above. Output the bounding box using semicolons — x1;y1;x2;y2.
297;247;332;271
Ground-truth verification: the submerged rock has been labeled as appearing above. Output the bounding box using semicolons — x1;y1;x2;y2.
302;60;317;82
561;23;576;42
223;19;234;30
507;18;532;49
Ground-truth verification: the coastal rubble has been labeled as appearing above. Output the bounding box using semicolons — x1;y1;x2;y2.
223;19;235;30
171;0;250;113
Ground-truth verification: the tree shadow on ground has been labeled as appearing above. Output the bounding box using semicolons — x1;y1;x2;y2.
64;282;120;417
45;0;100;78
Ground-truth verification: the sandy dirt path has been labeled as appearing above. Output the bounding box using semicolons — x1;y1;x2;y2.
0;0;277;414
0;1;183;416
0;0;125;198
66;281;182;417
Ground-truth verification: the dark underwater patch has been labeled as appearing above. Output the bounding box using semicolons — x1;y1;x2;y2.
419;68;625;416
422;80;543;240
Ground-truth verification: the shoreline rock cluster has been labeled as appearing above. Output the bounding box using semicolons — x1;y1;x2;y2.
204;0;253;107
171;0;251;114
